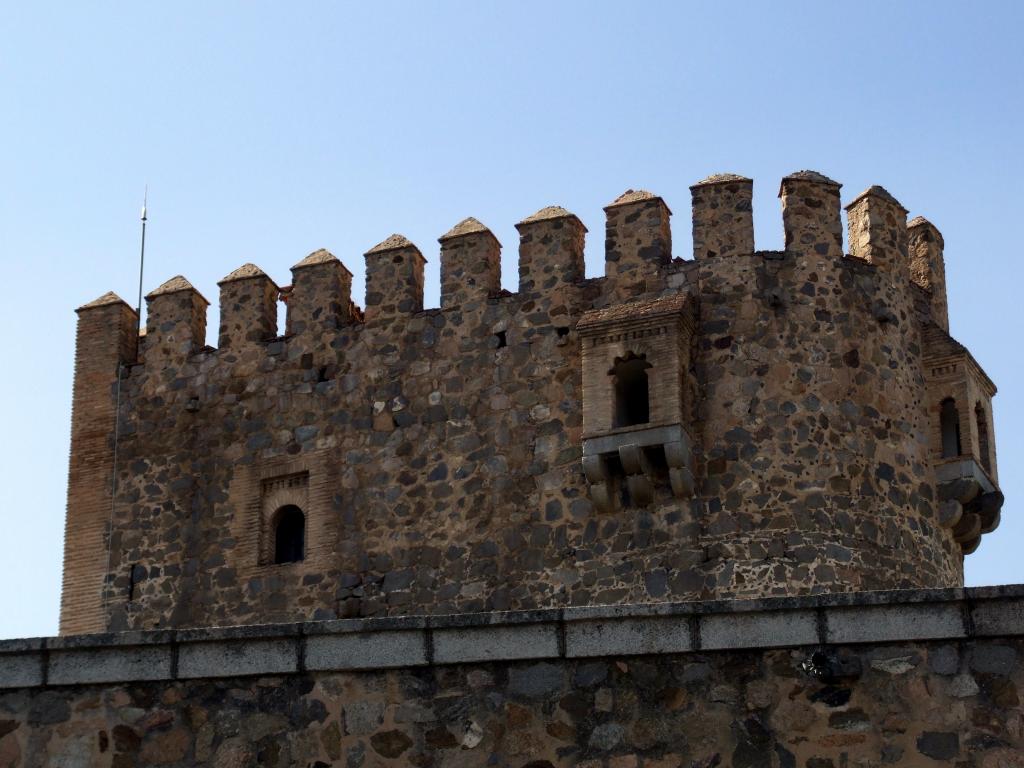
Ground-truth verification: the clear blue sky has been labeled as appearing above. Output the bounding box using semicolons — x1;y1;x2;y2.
1;2;1021;639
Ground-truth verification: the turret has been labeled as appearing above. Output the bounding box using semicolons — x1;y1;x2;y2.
61;292;138;635
604;190;672;298
287;248;354;338
845;186;909;275
363;234;425;323
144;276;209;368
217;264;279;349
690;174;754;259
779;171;843;260
908;217;949;332
439;218;501;310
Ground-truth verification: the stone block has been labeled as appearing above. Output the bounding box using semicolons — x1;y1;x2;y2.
432;623;559;665
48;645;173;685
970;597;1024;637
177;638;298;679
565;616;692;658
0;652;44;689
826;602;966;644
700;609;818;650
305;630;426;671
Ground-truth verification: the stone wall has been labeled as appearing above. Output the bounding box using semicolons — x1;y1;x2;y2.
3;587;1023;767
63;172;1001;633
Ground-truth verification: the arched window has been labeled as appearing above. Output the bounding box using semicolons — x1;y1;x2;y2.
940;398;962;459
975;402;991;474
273;505;305;564
610;352;652;429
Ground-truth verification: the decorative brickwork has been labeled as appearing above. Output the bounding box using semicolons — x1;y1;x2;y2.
60;172;1003;634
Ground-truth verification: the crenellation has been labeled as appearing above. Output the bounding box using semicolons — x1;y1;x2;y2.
144;276;209;368
845;185;910;273
438;217;501;310
779;170;844;260
603;189;672;299
909;215;949;331
363;234;425;322
690;173;754;260
217;263;280;349
287;248;355;340
515;206;586;295
60;172;1004;635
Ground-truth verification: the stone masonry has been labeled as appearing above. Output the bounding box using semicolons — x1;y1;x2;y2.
3;587;1024;767
59;171;1004;636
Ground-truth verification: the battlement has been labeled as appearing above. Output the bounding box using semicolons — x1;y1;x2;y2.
95;172;958;365
63;171;1003;635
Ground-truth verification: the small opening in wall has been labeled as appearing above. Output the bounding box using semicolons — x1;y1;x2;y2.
940;398;962;459
128;563;145;601
976;402;991;474
495;331;507;348
610;352;652;428
317;366;329;383
556;326;569;338
274;505;306;564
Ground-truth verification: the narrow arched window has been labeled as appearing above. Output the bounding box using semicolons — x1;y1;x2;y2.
940;398;962;459
975;402;991;474
273;505;305;564
610;353;652;428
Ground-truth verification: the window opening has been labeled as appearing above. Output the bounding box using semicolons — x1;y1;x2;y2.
274;505;306;564
495;331;507;348
128;563;145;601
940;398;962;459
610;352;652;428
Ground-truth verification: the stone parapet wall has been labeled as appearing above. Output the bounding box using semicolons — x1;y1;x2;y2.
2;587;1023;766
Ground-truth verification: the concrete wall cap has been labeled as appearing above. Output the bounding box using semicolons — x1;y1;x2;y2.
304;615;428;636
6;586;1024;689
0;637;45;653
46;629;176;650
176;622;304;644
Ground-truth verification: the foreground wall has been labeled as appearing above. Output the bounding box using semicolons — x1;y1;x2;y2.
4;588;1023;767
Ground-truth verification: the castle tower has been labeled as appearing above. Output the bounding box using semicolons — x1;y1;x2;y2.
60;173;1002;633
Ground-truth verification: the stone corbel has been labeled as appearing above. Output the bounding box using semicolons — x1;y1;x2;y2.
952;512;981;544
977;491;1004;534
617;444;653;507
582;454;615;514
936;499;962;529
664;440;695;499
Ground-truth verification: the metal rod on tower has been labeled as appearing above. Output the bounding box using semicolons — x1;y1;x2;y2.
135;186;148;334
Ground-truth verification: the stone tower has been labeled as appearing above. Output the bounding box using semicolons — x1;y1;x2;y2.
60;172;1003;635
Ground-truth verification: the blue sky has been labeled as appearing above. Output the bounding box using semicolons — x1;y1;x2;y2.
1;2;1021;639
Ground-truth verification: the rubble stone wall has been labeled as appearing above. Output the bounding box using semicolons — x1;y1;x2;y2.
64;173;988;633
3;588;1023;767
